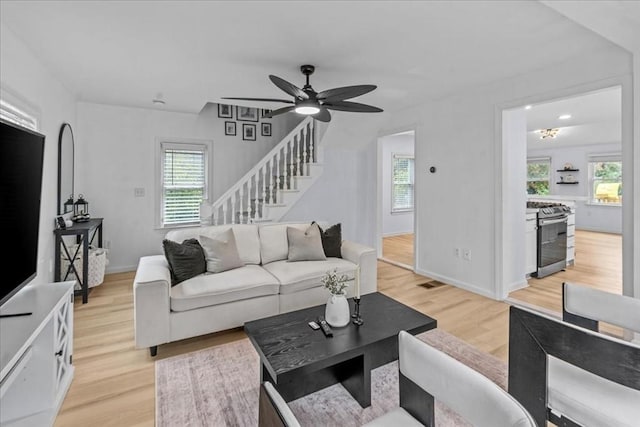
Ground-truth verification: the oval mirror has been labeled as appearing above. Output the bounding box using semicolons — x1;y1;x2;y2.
58;123;74;215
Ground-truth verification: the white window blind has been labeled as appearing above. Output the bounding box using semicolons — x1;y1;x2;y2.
0;99;38;131
160;142;208;226
392;154;414;212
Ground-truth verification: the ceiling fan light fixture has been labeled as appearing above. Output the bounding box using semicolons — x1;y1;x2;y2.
294;102;320;115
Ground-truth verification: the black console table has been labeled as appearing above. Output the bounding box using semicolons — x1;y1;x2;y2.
54;218;103;304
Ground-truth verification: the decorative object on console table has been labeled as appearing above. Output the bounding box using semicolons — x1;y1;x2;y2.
72;194;90;222
352;265;363;325
321;268;351;327
63;196;74;214
54;217;104;304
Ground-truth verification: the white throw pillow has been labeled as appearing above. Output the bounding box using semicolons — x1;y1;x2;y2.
199;229;245;273
287;222;327;262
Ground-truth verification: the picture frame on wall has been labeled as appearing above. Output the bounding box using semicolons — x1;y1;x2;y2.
237;106;259;122
243;123;256;141
218;104;233;118
261;122;272;137
225;121;236;136
261;109;272;118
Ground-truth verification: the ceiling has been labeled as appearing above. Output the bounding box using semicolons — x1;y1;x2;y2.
0;1;625;119
526;86;621;149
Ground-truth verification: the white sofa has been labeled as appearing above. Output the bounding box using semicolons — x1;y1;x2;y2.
133;222;377;356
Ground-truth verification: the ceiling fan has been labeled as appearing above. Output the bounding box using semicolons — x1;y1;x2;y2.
222;65;383;122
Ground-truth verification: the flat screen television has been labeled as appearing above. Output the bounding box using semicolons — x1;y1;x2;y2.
0;119;45;309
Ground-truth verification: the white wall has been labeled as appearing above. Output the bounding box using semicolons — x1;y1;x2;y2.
0;23;77;286
527;142;622;233
76;102;300;272
380;132;414;236
368;46;632;299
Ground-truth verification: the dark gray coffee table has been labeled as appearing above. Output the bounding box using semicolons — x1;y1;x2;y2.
244;292;437;407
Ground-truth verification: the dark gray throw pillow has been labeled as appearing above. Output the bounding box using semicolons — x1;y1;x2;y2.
163;238;206;286
313;221;342;258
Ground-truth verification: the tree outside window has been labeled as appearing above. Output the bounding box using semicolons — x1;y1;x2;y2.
589;155;622;205
527;158;550;195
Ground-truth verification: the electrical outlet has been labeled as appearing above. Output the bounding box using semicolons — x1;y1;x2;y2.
463;249;471;261
134;187;145;197
104;240;111;249
454;248;460;258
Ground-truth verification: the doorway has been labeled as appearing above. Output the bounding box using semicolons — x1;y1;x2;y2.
377;131;416;270
502;86;624;315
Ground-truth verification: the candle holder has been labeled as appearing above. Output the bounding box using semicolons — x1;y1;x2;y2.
352;297;363;326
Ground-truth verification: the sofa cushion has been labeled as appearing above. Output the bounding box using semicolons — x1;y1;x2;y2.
166;224;261;265
162;238;206;286
259;222;309;264
287;223;326;262
200;229;244;273
170;265;280;312
263;258;357;295
314;221;342;258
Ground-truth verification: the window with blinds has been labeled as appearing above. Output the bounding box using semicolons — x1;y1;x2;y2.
392;154;414;212
527;157;550;195
0;99;38;131
588;153;622;205
160;142;208;226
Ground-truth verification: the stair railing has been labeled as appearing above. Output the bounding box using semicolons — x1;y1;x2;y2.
203;116;316;225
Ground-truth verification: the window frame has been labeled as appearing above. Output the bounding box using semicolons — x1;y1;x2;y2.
156;138;212;229
587;153;622;206
391;153;415;214
526;156;551;196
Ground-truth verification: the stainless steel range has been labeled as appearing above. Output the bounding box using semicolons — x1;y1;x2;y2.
527;201;571;278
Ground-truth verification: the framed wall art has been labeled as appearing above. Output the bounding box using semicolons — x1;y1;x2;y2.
225;121;236;136
261;109;272;119
237;106;258;122
243;123;256;141
261;122;272;137
218;104;233;118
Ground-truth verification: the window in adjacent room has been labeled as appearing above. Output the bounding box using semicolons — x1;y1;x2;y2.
159;141;209;227
588;154;622;205
526;157;550;195
392;154;414;212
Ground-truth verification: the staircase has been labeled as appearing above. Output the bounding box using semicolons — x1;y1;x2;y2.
200;117;323;225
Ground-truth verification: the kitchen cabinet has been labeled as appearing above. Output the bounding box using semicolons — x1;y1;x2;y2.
566;208;576;266
525;212;537;275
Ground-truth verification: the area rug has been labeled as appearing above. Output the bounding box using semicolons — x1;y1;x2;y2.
156;329;506;426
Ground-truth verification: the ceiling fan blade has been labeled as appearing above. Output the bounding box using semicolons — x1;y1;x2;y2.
269;75;308;100
316;85;377;102
313;107;331;122
323;100;383;113
221;97;294;104
264;105;296;118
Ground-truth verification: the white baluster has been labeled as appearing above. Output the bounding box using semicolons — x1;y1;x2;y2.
288;140;294;190
296;132;302;178
275;151;281;202
302;128;308;176
222;200;229;225
261;164;267;213
310;121;315;163
239;185;245;224
247;179;253;222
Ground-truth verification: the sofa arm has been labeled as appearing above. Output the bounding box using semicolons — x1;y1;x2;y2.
341;240;377;295
133;255;171;350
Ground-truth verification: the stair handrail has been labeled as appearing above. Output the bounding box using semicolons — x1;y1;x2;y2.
208;116;314;217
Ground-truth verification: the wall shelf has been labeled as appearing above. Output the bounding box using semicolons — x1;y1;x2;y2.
557;169;579;172
557;182;579;184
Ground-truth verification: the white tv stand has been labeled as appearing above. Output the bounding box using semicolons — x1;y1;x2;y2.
0;281;74;426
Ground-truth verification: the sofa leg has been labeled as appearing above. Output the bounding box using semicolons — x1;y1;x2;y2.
150;346;158;357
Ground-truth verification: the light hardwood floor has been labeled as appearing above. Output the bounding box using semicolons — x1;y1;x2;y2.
56;263;512;426
381;233;414;267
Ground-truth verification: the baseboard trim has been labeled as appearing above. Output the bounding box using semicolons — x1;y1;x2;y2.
379;257;413;271
414;268;497;300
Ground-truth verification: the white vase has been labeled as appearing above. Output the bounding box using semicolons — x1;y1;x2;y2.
325;293;350;327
